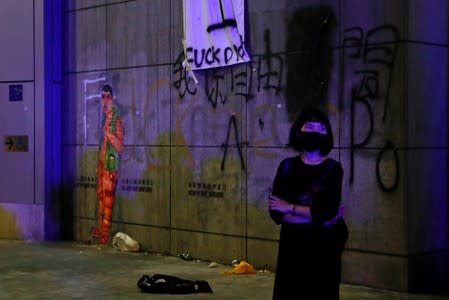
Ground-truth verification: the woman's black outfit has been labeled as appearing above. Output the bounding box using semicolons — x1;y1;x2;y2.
270;156;348;300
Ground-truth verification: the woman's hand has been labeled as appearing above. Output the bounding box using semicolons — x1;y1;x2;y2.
323;205;345;226
269;195;293;214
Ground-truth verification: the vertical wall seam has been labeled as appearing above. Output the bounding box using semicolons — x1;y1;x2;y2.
337;0;342;164
33;0;37;205
244;59;248;261
168;0;173;252
402;0;410;279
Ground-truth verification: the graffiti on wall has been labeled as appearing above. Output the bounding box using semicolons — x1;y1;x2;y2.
340;25;400;191
173;29;285;184
183;0;251;70
174;29;283;106
173;23;401;192
77;23;401;196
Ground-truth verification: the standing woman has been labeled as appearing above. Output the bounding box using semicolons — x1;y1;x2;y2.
269;107;348;300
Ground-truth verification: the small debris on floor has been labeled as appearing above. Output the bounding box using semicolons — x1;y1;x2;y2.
179;253;194;261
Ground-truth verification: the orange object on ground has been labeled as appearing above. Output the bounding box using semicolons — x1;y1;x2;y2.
223;261;257;275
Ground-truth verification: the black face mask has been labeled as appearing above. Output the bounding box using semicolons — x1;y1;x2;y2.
300;132;326;152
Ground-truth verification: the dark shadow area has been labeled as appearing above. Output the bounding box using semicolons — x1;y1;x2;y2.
60;182;75;240
408;251;449;295
285;5;337;121
59;0;76;241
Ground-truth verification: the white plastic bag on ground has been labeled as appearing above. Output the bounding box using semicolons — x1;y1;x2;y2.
112;232;140;252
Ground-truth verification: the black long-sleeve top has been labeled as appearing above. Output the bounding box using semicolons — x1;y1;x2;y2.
270;156;343;225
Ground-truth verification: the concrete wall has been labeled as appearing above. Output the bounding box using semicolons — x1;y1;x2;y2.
0;0;447;293
405;0;448;293
59;0;448;293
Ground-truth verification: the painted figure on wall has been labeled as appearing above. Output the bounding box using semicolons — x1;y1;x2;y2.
91;84;124;245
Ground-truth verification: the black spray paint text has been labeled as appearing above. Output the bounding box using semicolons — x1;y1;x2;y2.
185;41;247;69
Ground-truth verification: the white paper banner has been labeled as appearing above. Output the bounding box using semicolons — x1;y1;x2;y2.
183;0;251;70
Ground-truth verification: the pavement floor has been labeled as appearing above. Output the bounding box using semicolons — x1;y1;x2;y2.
0;240;447;300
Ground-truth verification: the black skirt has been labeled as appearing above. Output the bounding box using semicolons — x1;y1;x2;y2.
272;220;348;300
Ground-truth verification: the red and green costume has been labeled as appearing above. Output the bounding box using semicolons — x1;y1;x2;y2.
91;105;124;244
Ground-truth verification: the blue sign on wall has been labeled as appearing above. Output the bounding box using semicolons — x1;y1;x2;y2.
9;85;23;101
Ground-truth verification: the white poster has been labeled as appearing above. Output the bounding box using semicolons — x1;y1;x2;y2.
183;0;251;70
